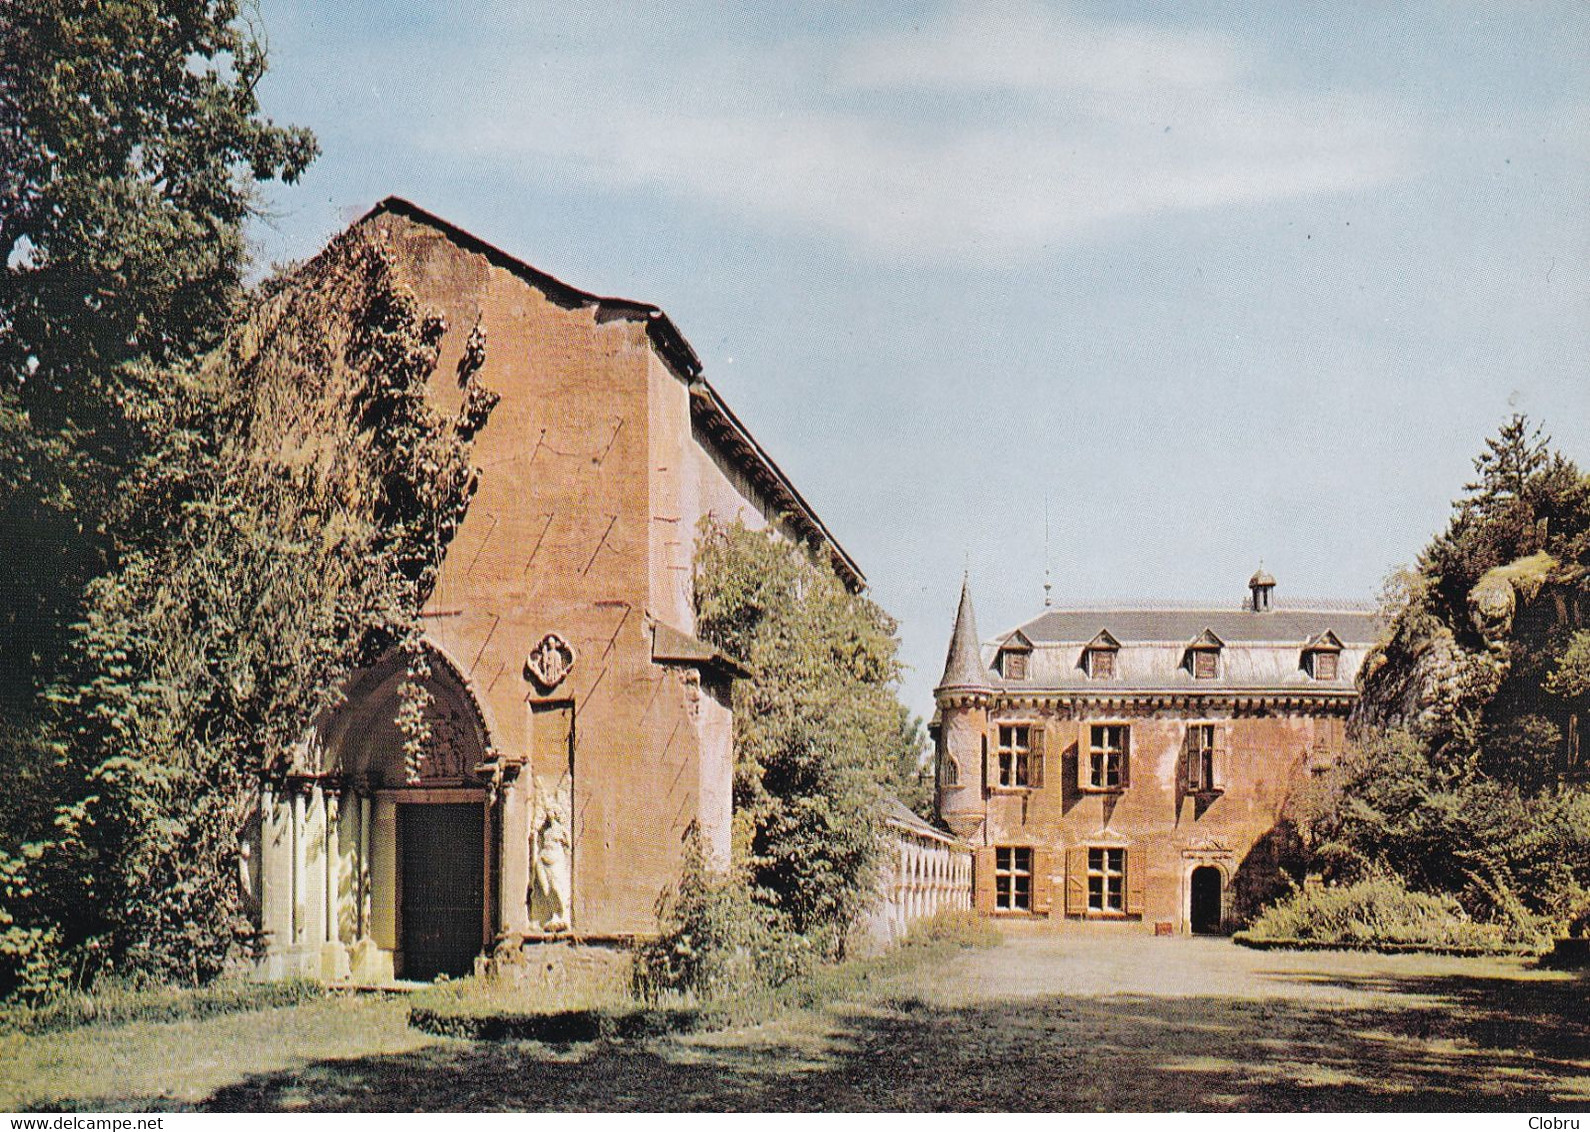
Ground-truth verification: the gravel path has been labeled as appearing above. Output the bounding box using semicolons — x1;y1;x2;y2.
15;932;1589;1112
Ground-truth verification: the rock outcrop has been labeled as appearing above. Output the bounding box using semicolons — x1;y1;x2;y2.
1354;552;1566;742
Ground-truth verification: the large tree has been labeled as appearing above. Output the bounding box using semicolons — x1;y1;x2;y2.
0;0;316;717
694;520;913;952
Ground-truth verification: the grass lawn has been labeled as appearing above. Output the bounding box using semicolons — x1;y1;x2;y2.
4;932;1588;1112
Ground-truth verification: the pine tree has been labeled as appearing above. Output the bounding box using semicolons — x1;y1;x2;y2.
1462;413;1550;519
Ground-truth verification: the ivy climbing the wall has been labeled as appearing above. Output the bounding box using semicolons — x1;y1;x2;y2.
0;228;494;995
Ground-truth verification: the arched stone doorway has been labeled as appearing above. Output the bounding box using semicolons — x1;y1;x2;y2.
254;643;499;983
1190;865;1223;934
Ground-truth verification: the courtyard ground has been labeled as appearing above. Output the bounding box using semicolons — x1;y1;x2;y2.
4;930;1587;1112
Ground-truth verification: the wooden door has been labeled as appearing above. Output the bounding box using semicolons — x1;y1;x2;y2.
399;802;485;979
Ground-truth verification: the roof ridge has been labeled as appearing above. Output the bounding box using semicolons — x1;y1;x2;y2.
1021;599;1377;615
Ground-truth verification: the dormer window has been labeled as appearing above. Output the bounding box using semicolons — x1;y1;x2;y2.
1303;630;1344;681
1186;629;1224;680
1082;630;1121;680
997;630;1033;680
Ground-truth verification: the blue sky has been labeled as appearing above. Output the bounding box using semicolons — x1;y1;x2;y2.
251;1;1590;719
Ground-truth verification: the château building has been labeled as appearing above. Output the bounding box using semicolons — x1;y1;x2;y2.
933;571;1377;933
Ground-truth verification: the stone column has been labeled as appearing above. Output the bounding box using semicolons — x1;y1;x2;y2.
498;763;532;939
258;784;291;970
358;793;371;939
324;790;339;943
291;787;306;946
370;797;397;952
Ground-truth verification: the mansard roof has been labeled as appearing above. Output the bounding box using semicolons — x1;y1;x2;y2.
949;596;1380;698
1013;601;1378;647
360;197;865;592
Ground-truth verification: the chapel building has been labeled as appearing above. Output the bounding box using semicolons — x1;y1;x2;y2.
934;571;1377;933
250;198;863;982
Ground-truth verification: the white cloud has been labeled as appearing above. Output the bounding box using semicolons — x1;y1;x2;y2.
414;2;1414;265
844;1;1241;95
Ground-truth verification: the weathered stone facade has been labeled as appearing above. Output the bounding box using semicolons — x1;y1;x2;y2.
252;199;862;981
934;573;1377;934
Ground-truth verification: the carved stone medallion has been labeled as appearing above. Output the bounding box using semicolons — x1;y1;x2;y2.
525;632;575;691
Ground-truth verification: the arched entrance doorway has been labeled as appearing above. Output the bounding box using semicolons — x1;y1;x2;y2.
1190;866;1223;934
254;643;499;983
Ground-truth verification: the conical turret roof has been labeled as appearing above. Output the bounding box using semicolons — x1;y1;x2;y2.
938;576;992;692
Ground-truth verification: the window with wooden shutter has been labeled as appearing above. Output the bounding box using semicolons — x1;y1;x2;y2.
1186;724;1222;793
1064;846;1087;916
1213;724;1231;793
1313;651;1339;680
1125;848;1147;916
1088;648;1116;679
1031;846;1054;914
1192;649;1218;680
974;846;996;915
1003;651;1029;680
1029;725;1046;788
994;846;1033;911
1087;847;1125;912
995;724;1035;788
1087;724;1128;790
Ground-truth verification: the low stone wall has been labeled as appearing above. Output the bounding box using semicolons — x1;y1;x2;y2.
857;808;974;952
485;938;633;996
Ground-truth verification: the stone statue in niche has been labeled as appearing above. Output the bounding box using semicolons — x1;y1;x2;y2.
532;787;572;933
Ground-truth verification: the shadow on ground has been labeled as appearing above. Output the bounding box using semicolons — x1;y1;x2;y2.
63;967;1590;1112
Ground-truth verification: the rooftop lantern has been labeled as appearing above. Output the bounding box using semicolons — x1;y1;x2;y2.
1249;567;1276;613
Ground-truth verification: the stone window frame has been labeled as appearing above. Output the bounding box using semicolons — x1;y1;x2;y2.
994;722;1043;790
1087;846;1126;913
1085;722;1129;791
1185;722;1226;794
995;845;1033;912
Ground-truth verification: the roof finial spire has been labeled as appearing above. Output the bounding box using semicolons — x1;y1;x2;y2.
1043;495;1053;607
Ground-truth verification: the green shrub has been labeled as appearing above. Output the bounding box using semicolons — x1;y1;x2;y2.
631;828;813;1004
902;908;1001;950
1242;873;1526;950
